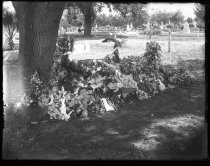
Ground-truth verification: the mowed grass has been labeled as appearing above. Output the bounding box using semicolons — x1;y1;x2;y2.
66;31;205;64
3;30;206;160
4;31;205;64
3;76;206;159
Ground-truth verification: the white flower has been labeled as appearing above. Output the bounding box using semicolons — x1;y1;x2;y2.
73;59;78;63
115;70;121;77
97;67;101;71
91;70;96;74
16;102;22;108
68;56;73;61
93;59;97;63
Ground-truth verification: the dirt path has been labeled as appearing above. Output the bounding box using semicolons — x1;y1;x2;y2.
7;75;205;160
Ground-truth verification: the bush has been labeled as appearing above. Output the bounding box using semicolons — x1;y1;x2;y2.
143;26;162;37
165;24;174;29
153;28;162;35
196;21;205;30
56;36;74;54
189;23;195;28
179;24;184;30
159;66;192;87
190;27;200;32
20;40;192;121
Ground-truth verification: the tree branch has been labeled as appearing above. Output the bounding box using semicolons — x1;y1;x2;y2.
3;31;9;38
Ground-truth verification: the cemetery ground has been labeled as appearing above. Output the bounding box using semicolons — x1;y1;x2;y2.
3;31;206;160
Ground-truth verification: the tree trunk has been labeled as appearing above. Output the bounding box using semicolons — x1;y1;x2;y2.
8;36;14;50
12;2;65;84
84;12;92;37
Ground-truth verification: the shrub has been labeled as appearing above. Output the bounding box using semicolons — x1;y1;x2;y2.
56;36;75;54
159;66;192;87
20;40;192;121
102;36;126;64
120;41;164;96
196;21;205;30
189;23;195;28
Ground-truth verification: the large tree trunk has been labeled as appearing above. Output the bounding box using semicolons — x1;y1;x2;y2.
12;2;65;84
84;12;92;37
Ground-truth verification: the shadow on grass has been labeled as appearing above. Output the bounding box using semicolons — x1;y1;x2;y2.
68;34;129;41
66;31;205;42
2;75;206;159
143;123;208;160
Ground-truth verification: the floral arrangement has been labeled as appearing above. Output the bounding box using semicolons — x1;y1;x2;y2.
20;39;193;121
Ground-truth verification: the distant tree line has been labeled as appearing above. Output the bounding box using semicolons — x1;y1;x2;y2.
150;10;185;26
60;3;149;34
95;14;127;28
194;3;205;29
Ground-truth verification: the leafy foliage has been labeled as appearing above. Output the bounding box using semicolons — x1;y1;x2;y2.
142;22;164;38
150;11;174;25
150;10;184;25
120;41;165;96
112;3;149;27
170;10;185;25
194;3;205;22
3;7;18;50
159;66;192;87
65;2;106;36
66;6;83;27
102;36;126;64
96;14;127;27
56;36;75;54
21;40;192;121
187;17;193;24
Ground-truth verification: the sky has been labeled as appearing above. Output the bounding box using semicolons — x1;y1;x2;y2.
3;1;196;19
100;3;196;19
3;1;14;12
148;3;196;19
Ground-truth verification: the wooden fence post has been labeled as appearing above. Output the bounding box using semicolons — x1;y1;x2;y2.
168;30;171;53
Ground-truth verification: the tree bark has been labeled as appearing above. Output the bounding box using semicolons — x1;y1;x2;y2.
84;12;92;37
12;2;65;84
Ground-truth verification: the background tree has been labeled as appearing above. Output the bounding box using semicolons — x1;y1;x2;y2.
96;14;127;27
95;14;109;26
111;15;127;27
194;3;205;21
3;6;18;50
66;5;83;27
194;3;205;29
112;3;149;28
66;2;105;37
170;10;185;25
150;10;184;26
150;11;173;25
77;2;95;37
59;9;69;31
130;4;149;27
187;17;193;24
12;2;65;84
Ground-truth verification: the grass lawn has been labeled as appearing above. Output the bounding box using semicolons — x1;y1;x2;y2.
3;30;206;160
58;31;205;62
3;31;205;62
3;65;206;160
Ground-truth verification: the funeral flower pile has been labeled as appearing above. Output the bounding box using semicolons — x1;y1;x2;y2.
21;38;193;121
